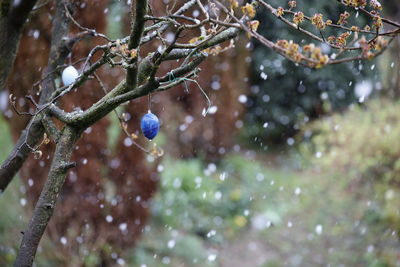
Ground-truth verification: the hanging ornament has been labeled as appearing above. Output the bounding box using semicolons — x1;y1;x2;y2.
62;65;78;86
141;111;160;140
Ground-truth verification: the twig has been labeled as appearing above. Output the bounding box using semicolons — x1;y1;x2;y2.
63;1;111;42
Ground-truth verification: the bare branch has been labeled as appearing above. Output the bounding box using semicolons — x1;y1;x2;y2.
0;0;73;192
4;1;399;265
63;2;111;42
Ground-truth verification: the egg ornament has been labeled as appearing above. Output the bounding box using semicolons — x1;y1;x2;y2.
140;112;160;140
62;65;79;86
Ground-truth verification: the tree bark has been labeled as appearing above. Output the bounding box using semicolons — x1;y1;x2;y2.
14;126;81;267
0;0;72;192
0;0;38;91
0;120;44;192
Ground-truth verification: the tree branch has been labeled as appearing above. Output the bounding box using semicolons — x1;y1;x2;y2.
126;0;148;89
14;126;80;266
3;1;399;265
47;25;239;129
41;113;61;143
0;0;72;192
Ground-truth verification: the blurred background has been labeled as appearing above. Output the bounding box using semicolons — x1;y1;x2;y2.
1;0;400;266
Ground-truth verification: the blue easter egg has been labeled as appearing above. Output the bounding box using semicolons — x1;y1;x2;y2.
141;112;160;140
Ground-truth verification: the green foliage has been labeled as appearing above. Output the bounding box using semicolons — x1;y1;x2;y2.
300;98;400;238
133;155;288;266
0;116;13;157
106;0;127;39
132;150;400;266
245;0;376;143
2;105;399;265
131;230;214;267
151;157;258;240
0;117;25;266
0;183;24;265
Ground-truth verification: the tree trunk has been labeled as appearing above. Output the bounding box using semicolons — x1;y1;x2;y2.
14;126;80;267
0;0;38;91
